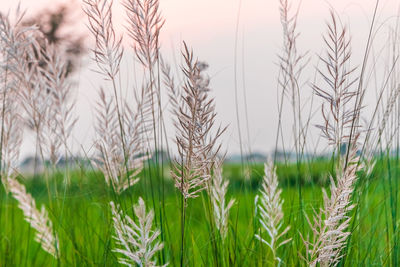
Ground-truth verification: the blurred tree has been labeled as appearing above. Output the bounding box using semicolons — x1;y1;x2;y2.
22;1;86;75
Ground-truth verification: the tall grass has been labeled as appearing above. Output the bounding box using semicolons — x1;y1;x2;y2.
1;0;400;266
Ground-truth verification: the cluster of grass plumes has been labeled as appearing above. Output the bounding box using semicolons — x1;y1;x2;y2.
300;9;364;266
3;0;400;266
0;8;70;260
84;0;150;194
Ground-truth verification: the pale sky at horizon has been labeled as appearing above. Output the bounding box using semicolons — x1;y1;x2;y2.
0;0;399;158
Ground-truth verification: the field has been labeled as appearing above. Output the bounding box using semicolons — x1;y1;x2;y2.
1;0;400;266
0;159;398;266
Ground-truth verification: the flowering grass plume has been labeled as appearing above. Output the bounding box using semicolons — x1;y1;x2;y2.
312;11;358;155
84;0;148;193
255;161;291;265
94;88;147;193
303;146;360;266
122;0;164;69
8;178;59;258
211;159;235;240
110;198;166;267
41;43;77;166
277;0;309;158
83;0;123;81
303;10;363;266
170;43;225;200
0;42;23;189
0;8;53;164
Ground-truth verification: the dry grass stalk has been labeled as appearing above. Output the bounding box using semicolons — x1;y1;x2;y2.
123;0;166;156
304;11;363;266
170;43;225;200
161;56;179;117
303;145;360;266
364;82;400;172
312;11;358;157
110;198;166;267
19;68;51;162
168;44;226;266
211;159;235;240
83;0;123;80
0;11;59;259
0;11;52;164
0;9;40;76
277;0;308;157
122;0;164;69
133;77;157;150
94;87;147;193
361;82;400;176
41;43;77;166
84;0;150;193
8;177;59;258
2;11;76;169
279;0;302;85
0;18;24;188
255;161;291;265
0;95;22;190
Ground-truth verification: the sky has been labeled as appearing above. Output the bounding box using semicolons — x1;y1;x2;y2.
0;0;399;158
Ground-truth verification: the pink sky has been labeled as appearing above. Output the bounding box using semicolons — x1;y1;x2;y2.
0;0;398;156
0;0;390;38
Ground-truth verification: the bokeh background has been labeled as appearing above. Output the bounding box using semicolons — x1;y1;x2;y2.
0;0;397;159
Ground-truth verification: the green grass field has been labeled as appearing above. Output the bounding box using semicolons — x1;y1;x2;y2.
0;159;398;266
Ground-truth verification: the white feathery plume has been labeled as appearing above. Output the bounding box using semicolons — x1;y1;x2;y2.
122;0;164;69
0;9;40;76
170;43;225;200
41;43;77;166
84;0;149;193
123;0;166;151
110;198;166;267
303;147;360;266
210;159;235;240
8;178;59;258
83;0;123;80
255;161;291;264
0;9;51;160
304;10;363;266
0;10;59;259
0;96;22;191
94;88;147;193
0;41;23;190
312;11;358;156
